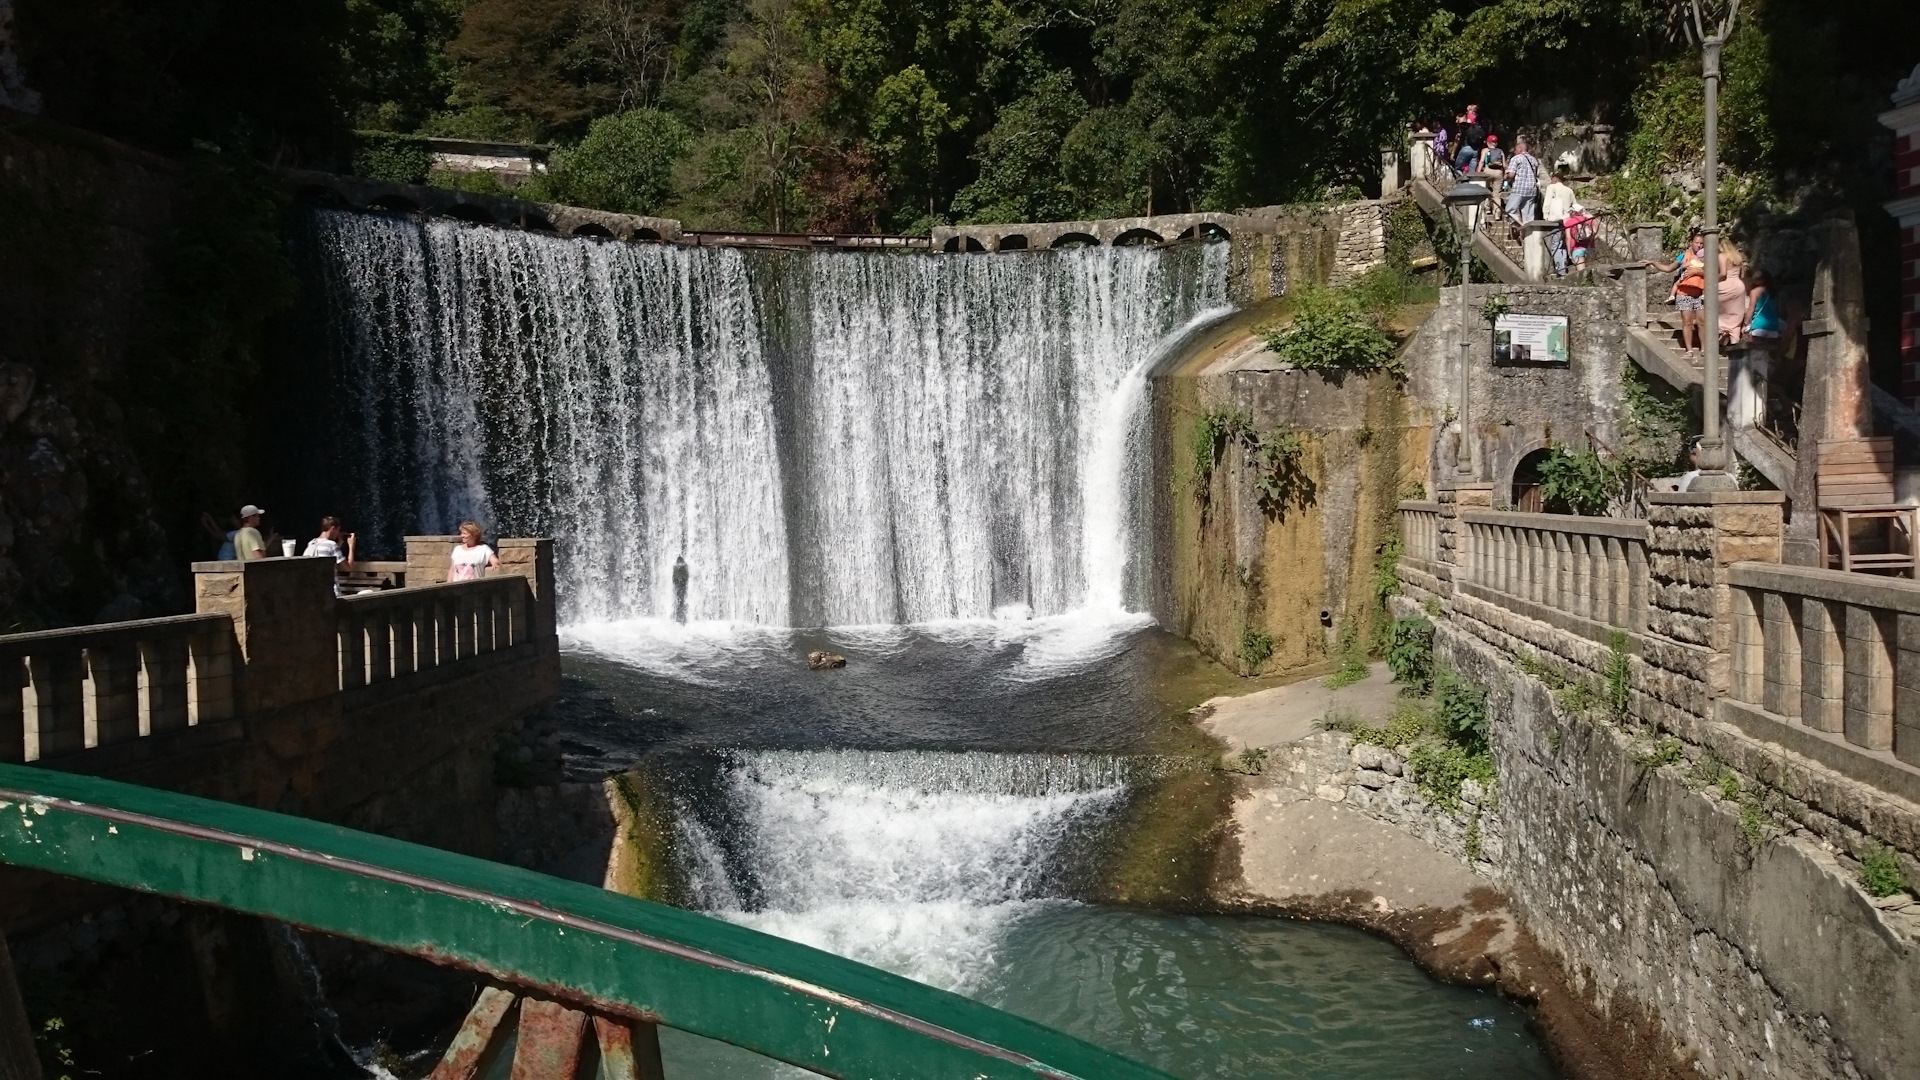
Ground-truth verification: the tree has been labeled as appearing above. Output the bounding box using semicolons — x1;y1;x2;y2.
549;108;692;214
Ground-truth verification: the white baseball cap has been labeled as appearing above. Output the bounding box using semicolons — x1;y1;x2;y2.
238;504;266;518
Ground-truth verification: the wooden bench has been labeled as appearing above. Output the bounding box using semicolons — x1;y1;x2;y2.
1817;437;1915;576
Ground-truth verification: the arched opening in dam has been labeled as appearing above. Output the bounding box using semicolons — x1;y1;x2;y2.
289;207;1559;1078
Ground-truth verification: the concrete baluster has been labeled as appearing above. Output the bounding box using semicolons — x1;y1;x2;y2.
392;607;417;677
24;649;85;760
435;598;456;669
188;627;234;723
1627;540;1649;631
455;591;477;660
1728;588;1764;704
139;636;191;735
0;658;23;763
1572;534;1592;619
508;583;530;647
1603;537;1625;626
1843;605;1895;751
1552;532;1571;610
83;643;142;748
1763;592;1803;718
338;612;366;691
1897;614;1920;767
1801;599;1846;733
365;609;392;683
477;587;499;654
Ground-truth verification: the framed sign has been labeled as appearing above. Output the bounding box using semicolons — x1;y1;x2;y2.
1492;313;1570;365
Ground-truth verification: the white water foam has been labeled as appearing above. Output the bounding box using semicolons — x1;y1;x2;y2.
680;750;1131;993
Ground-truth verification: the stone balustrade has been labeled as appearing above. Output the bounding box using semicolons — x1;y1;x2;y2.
1722;564;1920;801
0;614;234;763
1397;500;1442;567
1458;510;1651;636
337;576;533;691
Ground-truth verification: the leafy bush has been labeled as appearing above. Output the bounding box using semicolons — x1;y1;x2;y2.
1386;616;1434;695
1321;699;1440;749
1258;285;1400;375
1239;628;1275;669
1406;738;1496;812
1188;406;1313;519
1859;841;1908;898
1538;443;1619;516
1434;669;1489;752
547;108;692;216
1225;746;1269;775
1188;406;1251;489
353;131;434;184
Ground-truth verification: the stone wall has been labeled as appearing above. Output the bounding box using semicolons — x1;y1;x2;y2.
1384;490;1920;1079
1403;282;1629;503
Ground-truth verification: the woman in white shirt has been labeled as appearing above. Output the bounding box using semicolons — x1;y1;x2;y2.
449;520;501;581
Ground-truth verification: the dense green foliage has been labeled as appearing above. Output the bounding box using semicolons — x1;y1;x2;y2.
1238;628;1275;670
1188;405;1313;520
353;130;436;183
17;1;1909;233
1259;285;1401;376
1323;671;1496;812
1537;442;1618;516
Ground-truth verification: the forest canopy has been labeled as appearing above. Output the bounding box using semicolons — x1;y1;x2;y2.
11;0;1918;232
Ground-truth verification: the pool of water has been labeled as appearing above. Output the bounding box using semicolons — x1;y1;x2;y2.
557;616;1561;1080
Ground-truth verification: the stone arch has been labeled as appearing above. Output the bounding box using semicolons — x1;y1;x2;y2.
368;194;420;213
445;204;496;225
1112;228;1164;246
293;184;348;209
519;212;557;232
942;236;963;252
631;227;663;243
1509;446;1554;513
961;236;986;252
570;223;615;239
1177;222;1231;242
996;234;1029;251
1049;232;1100;249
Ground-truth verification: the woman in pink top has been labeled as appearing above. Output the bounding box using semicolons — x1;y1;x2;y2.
449;521;501;581
1716;246;1748;346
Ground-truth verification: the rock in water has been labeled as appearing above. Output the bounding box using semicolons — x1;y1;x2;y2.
807;651;846;670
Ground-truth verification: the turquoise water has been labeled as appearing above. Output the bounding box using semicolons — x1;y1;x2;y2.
657;905;1555;1079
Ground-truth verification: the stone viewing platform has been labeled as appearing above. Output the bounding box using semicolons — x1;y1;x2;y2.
0;537;560;934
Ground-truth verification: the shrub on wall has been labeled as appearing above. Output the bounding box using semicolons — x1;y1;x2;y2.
352;131;434;184
1258;285;1400;376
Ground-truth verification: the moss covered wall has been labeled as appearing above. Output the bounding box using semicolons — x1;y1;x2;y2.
1152;345;1427;676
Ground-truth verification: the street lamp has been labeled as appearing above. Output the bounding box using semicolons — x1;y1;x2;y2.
1445;180;1491;479
1686;0;1743;490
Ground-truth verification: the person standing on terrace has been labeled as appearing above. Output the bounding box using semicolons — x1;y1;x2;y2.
449;521;500;581
232;505;268;561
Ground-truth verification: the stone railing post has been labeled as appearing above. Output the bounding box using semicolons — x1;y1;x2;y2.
1381;147;1404;198
1522;220;1559;282
193;557;341;714
494;539;558;642
1409;132;1435;185
1646;492;1786;706
404;535;460;587
1624;223;1665;327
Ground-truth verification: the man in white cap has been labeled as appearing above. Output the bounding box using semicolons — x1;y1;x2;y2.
233;505;268;561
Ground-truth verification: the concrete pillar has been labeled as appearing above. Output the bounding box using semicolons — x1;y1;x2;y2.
1409;133;1435;184
193;557;340;715
83;642;141;747
1381;148;1403;198
23;649;83;760
1844;604;1896;750
495;538;558;642
1898;612;1920;766
1522;220;1558;281
404;535;459;587
1787;216;1876;567
1624;224;1665;328
1802;599;1846;733
1764;591;1803;717
1729;587;1764;704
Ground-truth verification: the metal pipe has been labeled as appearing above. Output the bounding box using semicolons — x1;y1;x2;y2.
1459;223;1474;477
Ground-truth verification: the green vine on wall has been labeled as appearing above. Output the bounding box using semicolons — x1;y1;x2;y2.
1188;405;1315;520
1258;285;1402;376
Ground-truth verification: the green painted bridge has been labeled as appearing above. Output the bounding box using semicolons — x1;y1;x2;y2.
0;763;1174;1080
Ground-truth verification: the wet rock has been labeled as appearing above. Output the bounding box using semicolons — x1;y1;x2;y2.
807;650;846;670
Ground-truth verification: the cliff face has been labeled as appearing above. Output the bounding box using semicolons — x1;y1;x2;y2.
0;109;286;628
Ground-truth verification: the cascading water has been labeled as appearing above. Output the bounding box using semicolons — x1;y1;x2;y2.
676;750;1140;992
303;209;1227;626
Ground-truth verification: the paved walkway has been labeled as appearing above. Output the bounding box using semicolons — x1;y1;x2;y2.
1199;661;1400;750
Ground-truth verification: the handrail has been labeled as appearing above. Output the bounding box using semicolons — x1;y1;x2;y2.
0;612;228;659
1458;509;1651;541
0;763;1172;1080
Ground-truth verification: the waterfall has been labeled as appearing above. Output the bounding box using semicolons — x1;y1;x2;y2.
676;750;1138;992
304;210;1228;626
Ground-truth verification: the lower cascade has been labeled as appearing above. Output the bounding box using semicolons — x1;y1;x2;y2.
676;750;1137;992
302;210;1229;627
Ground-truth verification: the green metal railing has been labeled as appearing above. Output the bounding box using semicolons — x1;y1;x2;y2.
0;763;1173;1080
